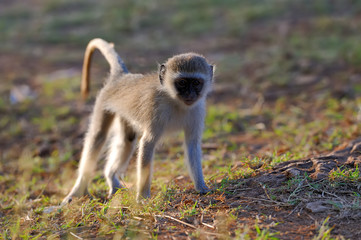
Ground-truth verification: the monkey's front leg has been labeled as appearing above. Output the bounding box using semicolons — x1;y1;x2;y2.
136;134;157;200
184;136;210;193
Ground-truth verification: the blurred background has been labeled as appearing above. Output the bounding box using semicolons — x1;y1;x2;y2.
2;0;361;144
2;0;361;238
3;0;361;87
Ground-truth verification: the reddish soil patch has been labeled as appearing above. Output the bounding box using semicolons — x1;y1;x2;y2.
216;138;361;239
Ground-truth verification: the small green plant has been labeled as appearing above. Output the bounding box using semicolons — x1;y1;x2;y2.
254;222;280;240
313;217;336;240
180;201;199;219
329;165;361;182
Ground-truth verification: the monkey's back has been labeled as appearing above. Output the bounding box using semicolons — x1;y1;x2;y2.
101;73;176;133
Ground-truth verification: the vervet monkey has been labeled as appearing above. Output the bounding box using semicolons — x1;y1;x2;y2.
62;38;214;204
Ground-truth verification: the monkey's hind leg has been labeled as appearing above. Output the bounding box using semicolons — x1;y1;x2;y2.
136;134;160;201
104;117;137;198
62;106;114;204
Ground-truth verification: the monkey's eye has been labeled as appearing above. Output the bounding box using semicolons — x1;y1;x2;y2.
178;79;187;87
193;80;200;86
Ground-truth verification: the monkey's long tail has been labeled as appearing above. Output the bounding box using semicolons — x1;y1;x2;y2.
81;38;129;99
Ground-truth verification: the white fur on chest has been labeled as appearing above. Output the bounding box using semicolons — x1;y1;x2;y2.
163;109;188;135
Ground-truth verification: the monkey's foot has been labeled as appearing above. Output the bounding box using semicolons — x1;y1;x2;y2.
61;189;90;206
136;195;150;204
197;185;210;194
107;175;127;199
107;186;126;199
136;190;151;203
61;195;74;206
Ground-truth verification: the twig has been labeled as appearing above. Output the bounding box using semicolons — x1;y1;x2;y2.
227;187;252;193
201;222;215;229
35;177;53;199
156;214;196;229
306;213;316;221
200;231;224;237
287;178;306;202
306;182;347;203
200;213;215;229
287;202;301;217
321;190;347;203
133;216;144;221
259;183;271;200
155;215;223;237
241;196;290;206
70;232;83;240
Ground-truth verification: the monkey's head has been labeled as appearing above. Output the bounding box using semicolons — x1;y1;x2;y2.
159;53;214;107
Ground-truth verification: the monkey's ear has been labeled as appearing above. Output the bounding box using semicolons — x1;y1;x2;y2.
209;65;215;81
159;64;166;85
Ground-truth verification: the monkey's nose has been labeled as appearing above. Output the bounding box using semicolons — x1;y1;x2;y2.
184;98;196;105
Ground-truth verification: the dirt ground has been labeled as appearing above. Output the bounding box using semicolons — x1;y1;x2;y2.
143;139;361;239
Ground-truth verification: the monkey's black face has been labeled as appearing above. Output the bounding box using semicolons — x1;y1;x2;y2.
174;78;204;105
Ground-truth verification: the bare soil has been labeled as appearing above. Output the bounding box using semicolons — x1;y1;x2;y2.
151;139;361;239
